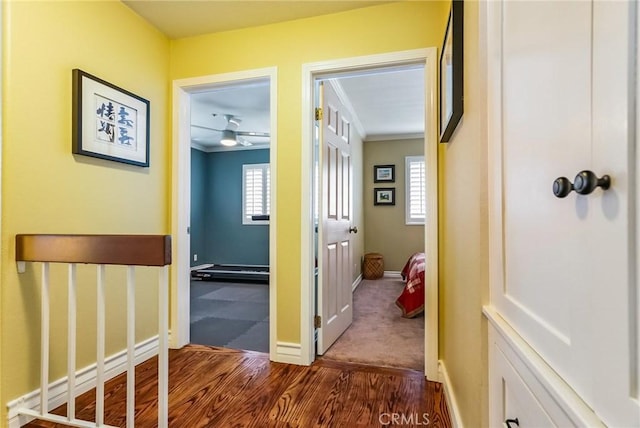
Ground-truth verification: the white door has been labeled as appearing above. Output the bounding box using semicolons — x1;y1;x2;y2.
488;1;639;426
317;81;354;354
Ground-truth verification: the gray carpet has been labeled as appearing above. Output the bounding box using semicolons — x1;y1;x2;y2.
190;280;269;353
321;276;424;370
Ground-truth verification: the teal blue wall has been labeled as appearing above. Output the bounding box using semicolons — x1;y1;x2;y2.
190;148;207;267
190;148;270;266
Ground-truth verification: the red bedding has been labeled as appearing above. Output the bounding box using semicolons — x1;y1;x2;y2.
395;252;425;318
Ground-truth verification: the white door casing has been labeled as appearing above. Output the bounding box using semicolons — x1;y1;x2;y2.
487;1;639;426
317;81;354;354
300;48;439;380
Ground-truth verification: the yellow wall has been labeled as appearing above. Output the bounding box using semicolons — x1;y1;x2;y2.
1;0;170;418
363;139;425;271
438;1;489;425
171;0;449;344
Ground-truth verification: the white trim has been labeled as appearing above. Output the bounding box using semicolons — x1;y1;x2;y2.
351;274;363;292
194;144;270;153
171;67;278;363
190;263;213;271
191;141;209;152
438;360;464;428
301;48;439;378
423;47;440;381
383;271;402;278
7;336;159;428
483;306;605;427
364;132;424;142
273;341;303;365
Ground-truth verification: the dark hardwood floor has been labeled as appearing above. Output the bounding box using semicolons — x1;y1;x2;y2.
25;345;451;428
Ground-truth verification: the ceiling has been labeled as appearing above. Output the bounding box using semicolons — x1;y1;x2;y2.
189;67;425;151
123;1;395;39
122;1;425;151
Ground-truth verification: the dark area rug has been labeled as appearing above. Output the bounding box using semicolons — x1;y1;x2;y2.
321;276;424;370
190;280;269;353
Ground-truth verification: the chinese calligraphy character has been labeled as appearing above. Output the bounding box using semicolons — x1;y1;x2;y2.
96;102;115;120
118;106;134;127
118;127;134;145
98;121;114;142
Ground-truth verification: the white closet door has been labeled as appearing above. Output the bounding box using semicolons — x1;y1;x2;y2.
487;1;639;425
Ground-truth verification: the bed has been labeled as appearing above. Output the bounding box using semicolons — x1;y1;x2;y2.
395;252;425;318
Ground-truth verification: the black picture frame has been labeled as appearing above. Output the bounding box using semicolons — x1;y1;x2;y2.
72;69;150;167
374;188;395;206
439;0;464;143
374;164;395;183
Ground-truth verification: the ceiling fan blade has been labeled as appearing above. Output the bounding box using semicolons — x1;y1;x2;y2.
237;137;253;147
191;124;224;132
235;131;270;138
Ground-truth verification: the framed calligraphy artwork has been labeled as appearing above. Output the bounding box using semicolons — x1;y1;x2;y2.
72;69;150;167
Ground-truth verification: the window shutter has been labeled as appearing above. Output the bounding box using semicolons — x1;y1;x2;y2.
243;163;270;224
405;156;425;224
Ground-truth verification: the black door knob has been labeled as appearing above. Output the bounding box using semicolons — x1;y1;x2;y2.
553;171;610;198
573;170;610;195
349;226;358;234
553;177;574;198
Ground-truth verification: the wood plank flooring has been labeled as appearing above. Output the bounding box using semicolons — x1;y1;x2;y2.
25;345;451;428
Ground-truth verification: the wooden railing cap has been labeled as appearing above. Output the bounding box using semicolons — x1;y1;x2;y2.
16;234;171;266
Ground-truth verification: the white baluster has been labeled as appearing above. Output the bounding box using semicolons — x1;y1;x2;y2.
41;262;50;415
68;263;77;421
158;265;169;428
127;266;135;427
96;265;106;426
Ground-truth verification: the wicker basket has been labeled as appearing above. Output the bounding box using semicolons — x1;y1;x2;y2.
363;253;384;279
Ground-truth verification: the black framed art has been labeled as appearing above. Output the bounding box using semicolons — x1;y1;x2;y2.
374;188;395;206
72;69;150;167
374;164;395;183
439;0;464;143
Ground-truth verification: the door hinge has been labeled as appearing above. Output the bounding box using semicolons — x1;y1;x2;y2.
315;107;323;121
314;315;322;328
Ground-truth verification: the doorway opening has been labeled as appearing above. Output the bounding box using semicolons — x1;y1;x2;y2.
315;67;427;371
189;80;271;353
171;68;278;359
300;49;439;380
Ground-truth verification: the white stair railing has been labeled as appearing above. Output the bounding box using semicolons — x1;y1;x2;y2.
15;234;172;428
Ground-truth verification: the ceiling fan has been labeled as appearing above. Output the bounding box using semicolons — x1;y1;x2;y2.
191;113;270;147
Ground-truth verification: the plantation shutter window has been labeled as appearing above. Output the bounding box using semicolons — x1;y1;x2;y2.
242;163;270;225
405;156;425;225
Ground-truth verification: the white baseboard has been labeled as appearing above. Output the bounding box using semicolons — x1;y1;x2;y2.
438;360;463;428
384;271;402;278
190;263;213;271
352;274;363;292
273;341;303;365
7;336;159;428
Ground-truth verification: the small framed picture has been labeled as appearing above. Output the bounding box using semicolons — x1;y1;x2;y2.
374;188;395;206
374;164;395;183
72;69;150;167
